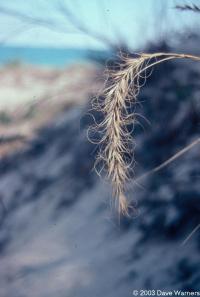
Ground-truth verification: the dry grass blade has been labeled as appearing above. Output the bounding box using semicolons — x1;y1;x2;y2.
135;137;200;183
93;51;200;215
181;223;200;246
176;4;200;12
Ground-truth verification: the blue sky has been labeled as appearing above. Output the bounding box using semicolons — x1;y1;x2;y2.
0;0;199;49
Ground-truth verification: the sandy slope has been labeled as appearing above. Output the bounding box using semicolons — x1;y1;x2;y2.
0;62;102;156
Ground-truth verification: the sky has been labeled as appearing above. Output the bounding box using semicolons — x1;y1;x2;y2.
0;0;199;50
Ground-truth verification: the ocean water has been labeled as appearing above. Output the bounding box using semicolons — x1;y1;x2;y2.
0;46;108;67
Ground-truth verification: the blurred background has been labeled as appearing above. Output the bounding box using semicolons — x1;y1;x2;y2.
0;0;200;296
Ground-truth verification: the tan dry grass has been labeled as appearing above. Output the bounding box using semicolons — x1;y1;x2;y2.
93;52;200;215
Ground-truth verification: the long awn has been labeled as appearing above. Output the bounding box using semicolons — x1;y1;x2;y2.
92;52;200;214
